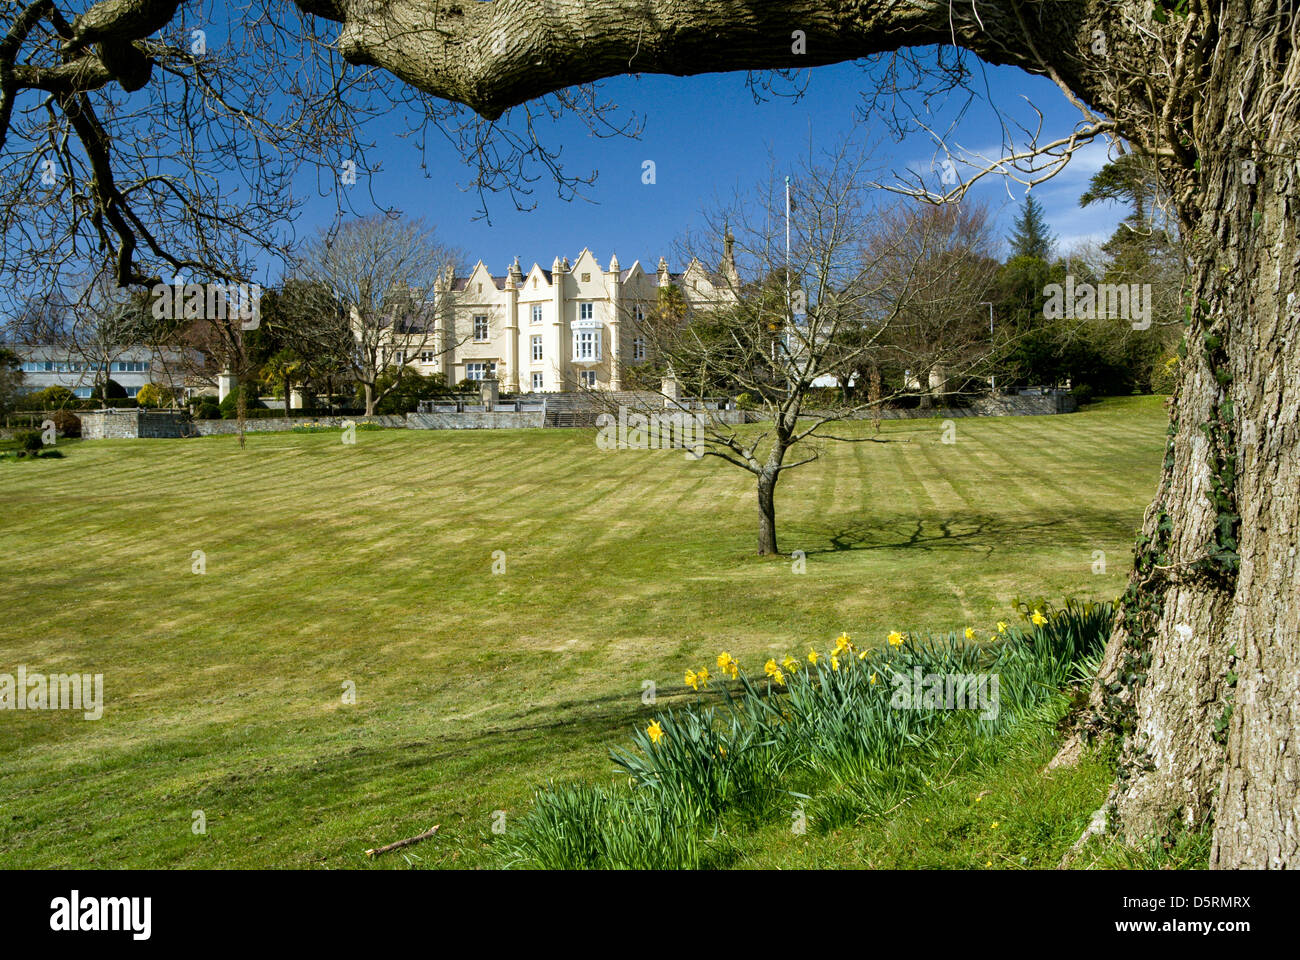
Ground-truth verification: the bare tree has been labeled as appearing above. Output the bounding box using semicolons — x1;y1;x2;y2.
641;144;997;555
865;202;1000;407
293;215;460;416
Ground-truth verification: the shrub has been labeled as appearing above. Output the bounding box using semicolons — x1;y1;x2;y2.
48;409;81;438
135;383;173;408
1072;384;1094;405
18;386;78;411
733;392;759;411
369;369;450;414
191;397;221;420
219;385;265;419
1150;354;1179;395
97;378;127;400
14;429;43;452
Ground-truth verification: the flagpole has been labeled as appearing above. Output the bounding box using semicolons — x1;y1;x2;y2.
785;175;791;319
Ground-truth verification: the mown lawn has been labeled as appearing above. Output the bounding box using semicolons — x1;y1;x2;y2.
0;396;1167;868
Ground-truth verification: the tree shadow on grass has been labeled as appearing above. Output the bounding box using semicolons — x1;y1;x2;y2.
793;514;1077;558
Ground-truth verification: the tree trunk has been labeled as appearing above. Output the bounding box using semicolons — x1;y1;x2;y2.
1056;18;1300;866
236;382;247;450
756;468;779;556
363;382;375;417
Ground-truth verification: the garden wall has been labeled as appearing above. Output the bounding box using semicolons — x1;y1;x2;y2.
406;411;545;430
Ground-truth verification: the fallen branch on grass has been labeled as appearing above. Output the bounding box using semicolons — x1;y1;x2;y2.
365;824;439;858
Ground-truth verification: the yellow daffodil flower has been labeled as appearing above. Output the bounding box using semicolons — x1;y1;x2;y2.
647;721;664;744
964;626;975;640
887;631;904;648
1031;609;1048;626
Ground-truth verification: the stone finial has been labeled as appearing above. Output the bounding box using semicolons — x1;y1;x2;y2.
609;252;620;273
722;223;739;286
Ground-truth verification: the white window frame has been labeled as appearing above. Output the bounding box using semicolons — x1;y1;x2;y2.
531;336;543;361
531;304;543;324
579;371;597;388
532;372;544;391
473;315;489;341
572;318;602;363
579;302;594;321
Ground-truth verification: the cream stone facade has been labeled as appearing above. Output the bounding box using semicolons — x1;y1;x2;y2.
392;247;736;392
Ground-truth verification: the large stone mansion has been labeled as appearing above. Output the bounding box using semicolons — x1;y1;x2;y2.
393;245;737;393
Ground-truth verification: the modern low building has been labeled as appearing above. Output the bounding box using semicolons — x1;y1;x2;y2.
389;245;738;393
10;343;199;399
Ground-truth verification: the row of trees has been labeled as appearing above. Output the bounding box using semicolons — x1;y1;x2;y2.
0;217;466;424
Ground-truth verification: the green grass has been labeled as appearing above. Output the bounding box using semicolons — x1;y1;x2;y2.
0;396;1168;867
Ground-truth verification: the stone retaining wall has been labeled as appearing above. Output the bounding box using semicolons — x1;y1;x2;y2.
406;411;545;430
76;393;1076;438
190;415;406;436
80;409;192;439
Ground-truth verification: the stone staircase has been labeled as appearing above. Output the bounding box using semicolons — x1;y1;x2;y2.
537;391;664;428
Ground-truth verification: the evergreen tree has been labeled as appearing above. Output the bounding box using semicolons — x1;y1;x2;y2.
1008;194;1055;261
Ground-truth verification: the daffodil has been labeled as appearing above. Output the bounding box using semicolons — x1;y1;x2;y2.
764;658;781;679
870;672;878;685
887;630;904;648
997;621;1008;634
696;666;709;687
647;721;664;744
834;632;852;654
782;655;800;673
858;649;869;660
964;626;975;640
807;650;819;665
1031;609;1048;626
830;655;840;671
685;669;699;691
716;651;738;679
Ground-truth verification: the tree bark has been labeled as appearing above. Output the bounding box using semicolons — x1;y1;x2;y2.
1051;5;1300;866
756;467;779;556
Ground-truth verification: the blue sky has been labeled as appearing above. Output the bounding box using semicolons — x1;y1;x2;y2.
280;56;1126;283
